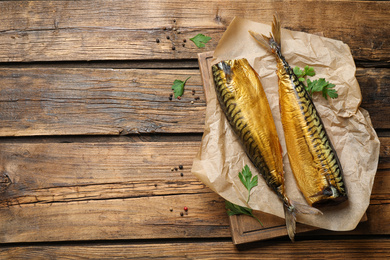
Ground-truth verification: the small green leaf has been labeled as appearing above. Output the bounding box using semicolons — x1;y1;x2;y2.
293;66;304;77
238;165;258;204
304;65;316;77
298;77;305;82
322;83;338;100
171;76;191;98
190;34;212;48
225;201;263;226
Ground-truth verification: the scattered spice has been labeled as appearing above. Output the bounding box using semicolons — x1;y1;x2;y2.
167;36;170;40
156;39;160;43
179;165;183;170
194;96;200;100
191;101;194;104
192;90;195;95
171;167;174;171
170;208;173;212
177;96;181;100
174;167;178;171
180;212;184;217
172;46;176;50
180;173;184;177
184;206;188;212
183;39;187;43
154;184;158;187
182;43;185;47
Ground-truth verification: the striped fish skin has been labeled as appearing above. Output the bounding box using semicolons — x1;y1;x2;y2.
277;59;347;207
212;58;287;202
249;15;347;207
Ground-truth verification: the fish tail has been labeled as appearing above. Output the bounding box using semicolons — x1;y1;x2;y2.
283;201;296;242
249;13;282;55
284;199;323;242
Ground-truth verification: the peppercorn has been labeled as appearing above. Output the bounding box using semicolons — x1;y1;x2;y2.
179;165;183;170
180;212;184;217
184;206;188;212
180;173;184;177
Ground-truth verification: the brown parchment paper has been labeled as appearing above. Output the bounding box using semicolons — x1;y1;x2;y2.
191;17;380;231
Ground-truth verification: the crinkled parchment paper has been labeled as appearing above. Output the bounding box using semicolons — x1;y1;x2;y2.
191;17;380;231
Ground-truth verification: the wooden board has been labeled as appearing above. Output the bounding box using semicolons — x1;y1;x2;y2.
0;239;389;259
0;137;388;243
0;68;206;136
0;66;389;137
0;1;389;62
197;51;375;244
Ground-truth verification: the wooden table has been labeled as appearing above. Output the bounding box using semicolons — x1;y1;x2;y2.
0;1;389;258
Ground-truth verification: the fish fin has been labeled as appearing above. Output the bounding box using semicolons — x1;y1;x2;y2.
284;200;323;242
284;202;296;242
272;13;281;47
292;200;323;215
249;13;282;54
248;30;272;52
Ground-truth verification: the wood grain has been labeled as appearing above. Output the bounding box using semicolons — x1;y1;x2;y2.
0;68;206;136
359;68;390;129
0;67;388;137
0;1;388;62
0;138;388;243
0;239;389;259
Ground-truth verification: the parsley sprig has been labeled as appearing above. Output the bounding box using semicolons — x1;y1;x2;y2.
294;65;338;100
190;34;212;48
238;165;258;204
171;76;191;98
225;201;263;226
225;165;263;226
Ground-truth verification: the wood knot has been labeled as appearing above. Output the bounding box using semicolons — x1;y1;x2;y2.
0;172;12;193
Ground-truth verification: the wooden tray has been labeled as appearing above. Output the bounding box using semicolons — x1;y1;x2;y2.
197;51;367;245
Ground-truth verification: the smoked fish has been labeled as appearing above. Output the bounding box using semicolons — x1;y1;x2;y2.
212;58;318;241
249;15;348;207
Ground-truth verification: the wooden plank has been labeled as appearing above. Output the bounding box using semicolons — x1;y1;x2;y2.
359;67;390;129
0;138;388;243
0;239;389;259
0;193;230;243
0;66;389;137
0;68;206;136
0;1;388;62
0;140;205;206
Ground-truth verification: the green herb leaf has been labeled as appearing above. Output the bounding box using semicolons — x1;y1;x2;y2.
225;201;263;226
307;78;338;100
238;165;258;204
304;65;316;77
293;66;304;77
171;76;191;98
322;83;338;100
190;34;212;48
294;66;338;100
